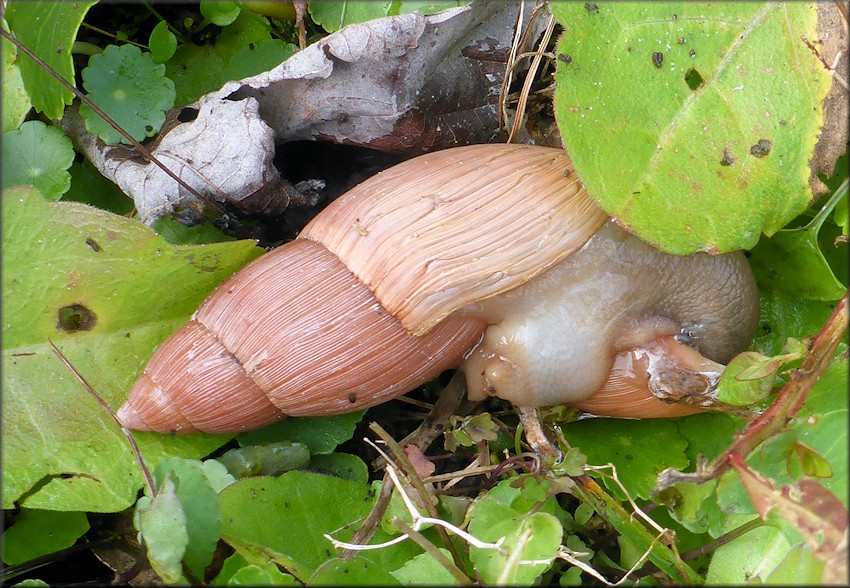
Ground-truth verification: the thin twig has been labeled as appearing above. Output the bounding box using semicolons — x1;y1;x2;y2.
507;14;556;143
48;340;156;498
0;28;225;214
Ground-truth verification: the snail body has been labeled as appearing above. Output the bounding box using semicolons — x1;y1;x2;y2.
117;144;759;434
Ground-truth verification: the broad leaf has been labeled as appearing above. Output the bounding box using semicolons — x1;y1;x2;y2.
552;3;832;253
1;187;263;512
5;1;98;120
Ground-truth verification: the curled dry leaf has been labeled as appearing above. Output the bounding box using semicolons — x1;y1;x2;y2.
64;1;546;224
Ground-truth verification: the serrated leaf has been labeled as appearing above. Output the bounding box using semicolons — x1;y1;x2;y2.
552;3;832;253
149;21;177;64
1;509;89;566
2;120;74;200
138;475;189;584
219;472;376;581
153;458;222;579
1;187;263;512
2;20;32;132
6;1;98;119
80;44;175;144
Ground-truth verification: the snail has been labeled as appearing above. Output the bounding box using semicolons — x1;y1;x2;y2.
117;143;759;435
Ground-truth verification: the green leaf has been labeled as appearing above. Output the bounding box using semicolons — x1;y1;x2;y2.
153;458;222;579
236;411;364;455
562;418;689;500
2;120;74;200
552;3;832;253
748;181;848;300
1;509;89;566
201;1;242;27
221;39;298;83
80;44;176;144
714;351;779;406
754;288;838;356
217;441;311;478
212;552;299;585
308;453;369;484
390;549;458;585
152;216;237;245
1;187;263;512
2;19;32;132
467;481;562;585
137;475;189;584
395;1;468;16
308;2;395;33
149;21;178;64
219;472;376;581
64;159;134;214
166;11;271;105
310;557;402;585
5;1;98;120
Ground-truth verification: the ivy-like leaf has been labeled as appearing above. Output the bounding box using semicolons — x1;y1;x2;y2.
80;44;176;144
5;1;97;119
552;3;832;254
2;120;74;200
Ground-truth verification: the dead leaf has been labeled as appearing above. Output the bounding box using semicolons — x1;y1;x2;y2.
63;1;547;225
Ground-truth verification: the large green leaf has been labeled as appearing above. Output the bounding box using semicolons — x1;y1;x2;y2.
552;2;832;253
219;472;376;581
1;187;263;512
6;1;98;120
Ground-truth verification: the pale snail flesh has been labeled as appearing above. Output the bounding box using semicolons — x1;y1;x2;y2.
117;144;759;434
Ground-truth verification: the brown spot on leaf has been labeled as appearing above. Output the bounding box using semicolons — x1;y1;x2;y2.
720;149;736;166
652;52;664;68
750;139;772;158
57;304;97;333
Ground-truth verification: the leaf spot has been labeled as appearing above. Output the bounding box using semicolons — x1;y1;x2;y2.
750;139;772;158
684;67;704;91
652;52;664;68
57;304;98;333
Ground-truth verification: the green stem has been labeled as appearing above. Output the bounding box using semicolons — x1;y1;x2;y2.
805;178;849;233
571;475;703;584
71;40;102;56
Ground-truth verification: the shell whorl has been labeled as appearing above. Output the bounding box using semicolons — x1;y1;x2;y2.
118;239;486;433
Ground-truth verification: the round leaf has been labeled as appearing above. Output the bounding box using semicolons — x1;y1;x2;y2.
80;44;175;144
2;120;74;200
149;20;177;63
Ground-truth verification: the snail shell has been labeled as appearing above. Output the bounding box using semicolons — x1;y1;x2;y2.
117;144;758;433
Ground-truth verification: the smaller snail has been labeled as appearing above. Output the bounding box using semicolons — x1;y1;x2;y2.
117;144;759;436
